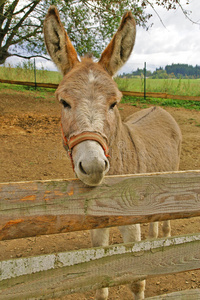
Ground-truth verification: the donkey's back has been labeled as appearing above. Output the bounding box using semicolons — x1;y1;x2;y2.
125;106;182;173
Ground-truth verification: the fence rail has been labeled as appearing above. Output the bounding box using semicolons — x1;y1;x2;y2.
0;78;58;89
122;90;200;101
1;233;199;299
0;170;200;299
1;170;200;241
1;78;200;101
147;289;200;299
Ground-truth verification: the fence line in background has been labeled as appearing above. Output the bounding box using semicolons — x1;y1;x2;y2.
0;78;58;89
122;90;200;101
1;78;200;101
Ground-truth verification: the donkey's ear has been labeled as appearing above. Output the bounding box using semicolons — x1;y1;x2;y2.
99;12;136;76
43;6;79;75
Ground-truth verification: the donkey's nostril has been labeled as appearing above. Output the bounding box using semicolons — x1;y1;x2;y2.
78;156;109;177
104;160;108;170
79;162;87;175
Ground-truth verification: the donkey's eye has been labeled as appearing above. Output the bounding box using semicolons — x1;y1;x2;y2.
109;102;117;110
60;99;71;109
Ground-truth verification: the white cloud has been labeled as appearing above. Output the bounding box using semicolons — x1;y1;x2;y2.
120;0;200;73
5;0;200;75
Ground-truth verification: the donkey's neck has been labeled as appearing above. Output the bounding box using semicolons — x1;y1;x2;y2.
108;111;138;175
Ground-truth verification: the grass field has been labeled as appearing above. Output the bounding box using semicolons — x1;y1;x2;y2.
115;77;200;97
0;63;62;84
1;64;200;96
0;64;200;110
121;95;200;111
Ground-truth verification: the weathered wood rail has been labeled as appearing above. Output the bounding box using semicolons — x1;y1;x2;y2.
1;234;200;299
0;170;200;299
0;170;200;241
1;78;200;101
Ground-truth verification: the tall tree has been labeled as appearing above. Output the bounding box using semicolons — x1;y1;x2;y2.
0;0;193;64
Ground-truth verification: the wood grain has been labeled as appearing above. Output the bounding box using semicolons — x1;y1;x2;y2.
0;171;200;240
146;289;200;300
0;233;199;299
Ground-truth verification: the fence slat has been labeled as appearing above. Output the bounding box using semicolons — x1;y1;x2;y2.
146;289;200;299
0;233;199;299
0;171;200;241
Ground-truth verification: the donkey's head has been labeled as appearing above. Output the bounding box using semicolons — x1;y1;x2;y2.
44;6;136;186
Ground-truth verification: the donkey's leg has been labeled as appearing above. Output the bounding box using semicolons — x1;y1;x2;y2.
90;228;110;300
148;222;158;239
119;225;146;300
162;220;171;237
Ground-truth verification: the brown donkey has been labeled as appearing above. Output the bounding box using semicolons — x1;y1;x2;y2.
44;6;182;300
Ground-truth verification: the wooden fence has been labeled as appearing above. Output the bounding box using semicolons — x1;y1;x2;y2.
1;78;200;101
0;170;200;299
0;78;58;89
122;90;200;102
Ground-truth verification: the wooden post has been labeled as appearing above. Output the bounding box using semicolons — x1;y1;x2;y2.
144;62;146;100
34;58;37;90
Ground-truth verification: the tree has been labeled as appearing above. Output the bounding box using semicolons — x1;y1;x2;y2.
151;68;168;79
165;63;200;78
0;0;194;65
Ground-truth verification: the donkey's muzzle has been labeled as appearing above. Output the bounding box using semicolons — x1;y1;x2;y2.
73;140;110;186
78;156;109;176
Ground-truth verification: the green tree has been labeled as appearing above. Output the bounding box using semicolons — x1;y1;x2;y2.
0;0;193;64
152;68;168;79
165;63;200;78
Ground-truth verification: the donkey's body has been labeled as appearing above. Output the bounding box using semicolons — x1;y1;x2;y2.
44;7;182;300
108;105;181;175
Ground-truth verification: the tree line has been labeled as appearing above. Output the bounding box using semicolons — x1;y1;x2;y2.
119;64;200;79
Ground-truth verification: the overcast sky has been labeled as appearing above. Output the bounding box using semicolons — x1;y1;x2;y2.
6;0;200;74
120;0;200;73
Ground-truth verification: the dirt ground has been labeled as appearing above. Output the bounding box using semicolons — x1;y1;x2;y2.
0;88;200;299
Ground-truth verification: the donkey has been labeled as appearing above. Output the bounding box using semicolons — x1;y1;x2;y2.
44;6;182;300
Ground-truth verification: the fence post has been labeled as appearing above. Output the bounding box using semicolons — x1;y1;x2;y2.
34;58;37;90
144;62;146;100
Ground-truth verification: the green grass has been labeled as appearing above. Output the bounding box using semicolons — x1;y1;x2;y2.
0;64;200;110
115;77;200;97
1;64;200;96
0;82;56;94
0;64;62;84
121;95;200;111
